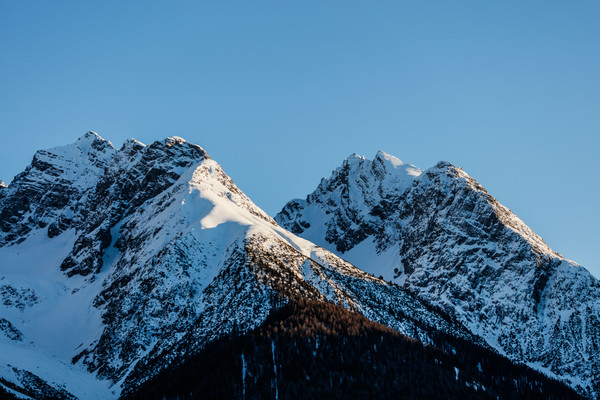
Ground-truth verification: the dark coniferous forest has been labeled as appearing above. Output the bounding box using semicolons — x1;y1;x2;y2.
127;300;582;400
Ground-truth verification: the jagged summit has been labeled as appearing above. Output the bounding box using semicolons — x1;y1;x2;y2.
164;135;186;144
0;132;117;245
277;152;600;398
119;135;208;156
343;152;365;162
120;137;146;153
373;150;412;169
81;129;110;141
277;151;423;253
342;150;420;172
69;130;116;154
0;132;213;248
0;180;6;188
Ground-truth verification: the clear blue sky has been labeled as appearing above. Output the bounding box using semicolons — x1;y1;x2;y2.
1;1;599;277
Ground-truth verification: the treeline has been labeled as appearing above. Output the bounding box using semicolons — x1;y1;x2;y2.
126;299;583;400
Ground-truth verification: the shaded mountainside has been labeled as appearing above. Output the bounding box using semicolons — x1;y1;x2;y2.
1;134;483;398
127;300;582;400
277;152;600;398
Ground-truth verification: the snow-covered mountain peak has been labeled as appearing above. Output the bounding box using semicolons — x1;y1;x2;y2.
277;151;600;397
424;160;468;178
344;152;365;161
433;160;454;168
415;161;470;191
120;138;146;151
416;160;556;257
164;136;187;146
63;131;116;161
340;151;422;183
0;132;118;245
32;130;117;184
276;152;423;252
82;130;101;138
0;181;6;189
186;158;276;226
374;150;409;169
373;151;423;182
118;136;207;161
149;136;208;161
334;151;421;189
80;129;111;142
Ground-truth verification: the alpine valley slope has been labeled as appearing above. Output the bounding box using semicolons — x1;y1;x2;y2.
0;133;480;399
276;151;600;398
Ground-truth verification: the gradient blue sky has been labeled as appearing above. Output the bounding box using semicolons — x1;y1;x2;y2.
1;1;599;277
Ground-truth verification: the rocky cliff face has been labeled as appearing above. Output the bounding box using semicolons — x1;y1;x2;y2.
0;135;477;399
0;132;116;246
277;151;600;398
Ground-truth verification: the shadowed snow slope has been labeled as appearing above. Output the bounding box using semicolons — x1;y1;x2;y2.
0;134;476;399
277;152;600;399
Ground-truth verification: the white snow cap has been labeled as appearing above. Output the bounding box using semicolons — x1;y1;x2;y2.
69;131;115;151
341;151;422;179
120;138;147;152
78;131;107;143
0;180;7;188
83;130;101;138
375;150;405;168
344;153;366;163
373;150;422;178
124;138;146;146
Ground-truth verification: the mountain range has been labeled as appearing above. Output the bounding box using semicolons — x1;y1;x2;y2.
0;132;597;399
